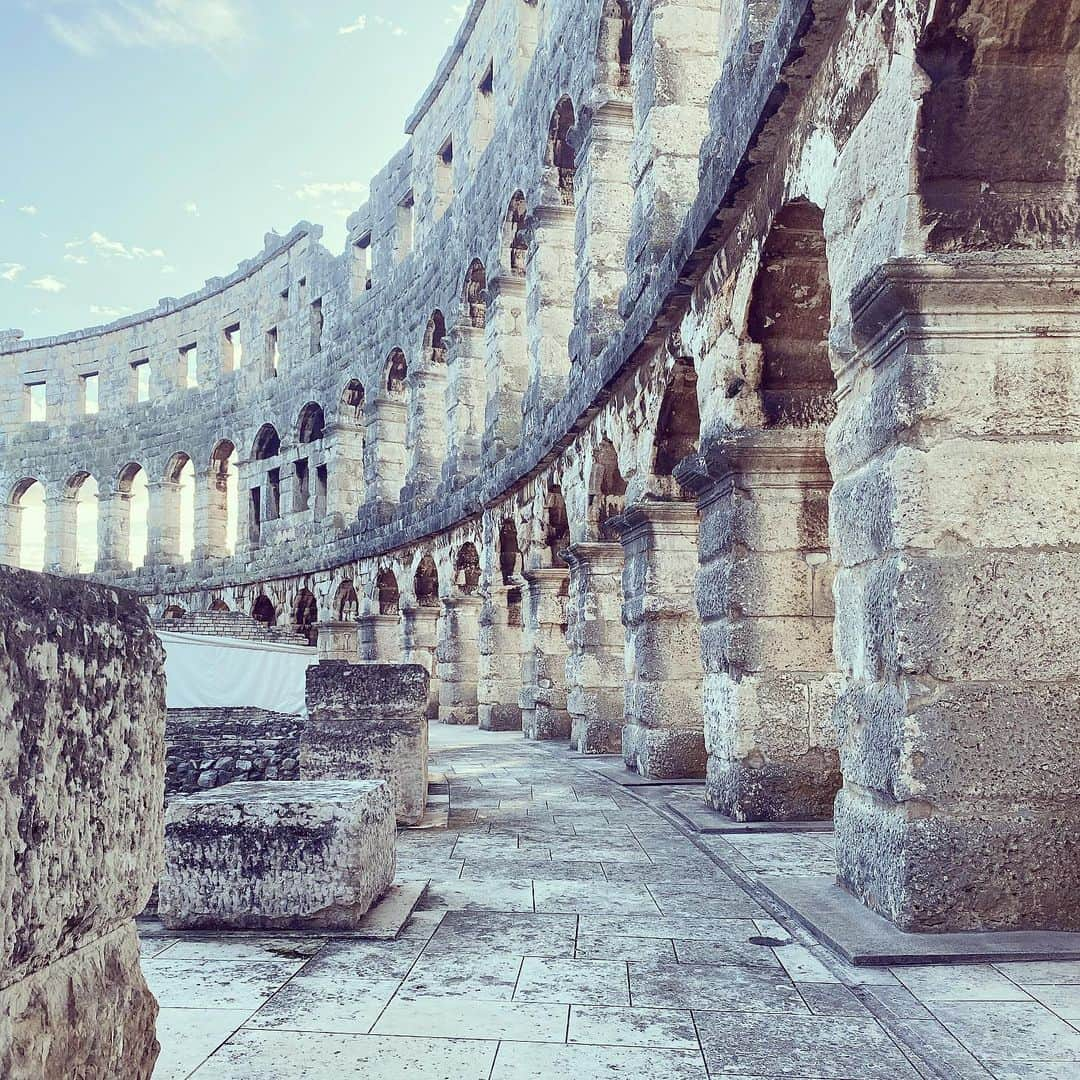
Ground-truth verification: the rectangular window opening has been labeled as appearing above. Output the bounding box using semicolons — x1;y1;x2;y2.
267;327;280;375
295;458;310;512
82;372;99;415
267;468;281;520
26;381;46;422
132;359;151;403
396;192;415;262
310;298;324;355
315;463;328;519
250;487;262;542
224;323;242;371
180;344;198;389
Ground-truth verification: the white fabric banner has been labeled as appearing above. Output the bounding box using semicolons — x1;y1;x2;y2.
158;631;318;715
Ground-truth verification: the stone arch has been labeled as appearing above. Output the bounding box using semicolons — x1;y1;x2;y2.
208;439;238;558
463;260;487;328
503;191;529;276
8;477;46;572
588;439;627;536
747;200;836;429
544;481;570;565
118;462;149;570
424;310;448;363
377;568;401;615
333;381;367;513
297;401;326;444
252;594;277;626
334;579;359;620
252;423;281;460
499;517;521;583
414;553;440;606
340;379;366;423
652;359;701;479
162;604;186;620
209;598;230;612
163;451;196;565
386;349;408;398
546;97;577;205
64;471;99;575
455;541;481;595
294;587;318;645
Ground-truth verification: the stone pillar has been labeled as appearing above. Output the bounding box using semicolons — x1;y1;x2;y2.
483;274;528;462
520;567;571;740
366;396;407;511
316;620;359;662
96;491;132;573
194;468;220;561
443;324;485;490
523;205;575;429
403;362;448;500
436;595;482;725
0;500;19;566
679;437;839;822
478;585;525;731
563;542;626;754
357;613;402;663
831;255;1080;932
572;96;634;362
44;492;77;575
145;479;182;566
325;422;365;520
609;500;705;779
403;606;441;721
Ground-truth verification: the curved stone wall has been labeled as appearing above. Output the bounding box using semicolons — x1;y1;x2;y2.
3;0;1079;931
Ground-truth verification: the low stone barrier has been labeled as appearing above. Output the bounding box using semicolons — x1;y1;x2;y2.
0;566;165;1079
158;780;395;930
302;662;430;826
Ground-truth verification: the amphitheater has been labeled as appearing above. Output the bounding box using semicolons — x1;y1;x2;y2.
2;0;1079;1077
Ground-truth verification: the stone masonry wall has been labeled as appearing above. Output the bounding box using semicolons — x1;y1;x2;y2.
0;566;165;1078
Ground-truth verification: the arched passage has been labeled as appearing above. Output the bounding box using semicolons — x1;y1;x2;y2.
405;315;449;497
252;594;276;627
377;568;401;615
9;478;45;572
162;452;196;564
587;439;627;538
294;588;318;646
207;440;238;558
546;97;576;206
330;380;366;515
249;423;282;542
70;473;99;574
118;463;149;570
370;352;408;505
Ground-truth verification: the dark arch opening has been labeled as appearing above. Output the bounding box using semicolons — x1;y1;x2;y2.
378;569;401;615
499;518;521;584
463;260;487;328
252;595;277;626
163;604;186;620
209;598;230;612
653;359;701;477
589;440;627;534
424;311;447;363
294;588;318;645
341;380;366;423
414;554;440;607
298;402;326;444
547;98;576;205
252;424;281;460
504;191;528;276
545;482;570;564
335;580;359;621
747;200;835;428
386;349;408;397
455;542;481;595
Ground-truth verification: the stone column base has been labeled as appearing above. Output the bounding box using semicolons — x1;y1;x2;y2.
835;787;1080;933
523;704;571;741
571;715;622;755
439;704;479;726
0;923;158;1080
705;749;840;822
622;723;706;780
479;703;522;731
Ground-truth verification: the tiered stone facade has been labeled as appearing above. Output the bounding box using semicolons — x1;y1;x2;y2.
2;0;1077;934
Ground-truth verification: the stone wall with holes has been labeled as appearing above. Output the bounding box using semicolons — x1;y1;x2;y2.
1;0;1078;935
0;566;164;1078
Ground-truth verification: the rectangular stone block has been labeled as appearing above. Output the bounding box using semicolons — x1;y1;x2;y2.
306;661;429;721
622;723;706;780
159;780;396;930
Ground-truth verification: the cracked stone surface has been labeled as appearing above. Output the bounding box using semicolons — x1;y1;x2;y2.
142;727;1080;1079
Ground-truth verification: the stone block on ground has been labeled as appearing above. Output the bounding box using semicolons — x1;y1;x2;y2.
302;661;430;825
159;779;396;930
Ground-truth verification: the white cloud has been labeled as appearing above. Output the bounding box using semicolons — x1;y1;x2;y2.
1;263;26;282
29;275;66;293
63;253;88;264
18;204;38;216
294;180;366;202
40;0;248;57
337;15;366;35
373;15;405;35
66;231;166;260
90;304;129;318
184;201;199;216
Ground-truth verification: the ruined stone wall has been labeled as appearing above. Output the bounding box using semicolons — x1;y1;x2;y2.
0;566;164;1078
1;0;1077;932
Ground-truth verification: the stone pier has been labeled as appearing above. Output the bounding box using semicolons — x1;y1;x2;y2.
520;567;571;741
436;594;482;725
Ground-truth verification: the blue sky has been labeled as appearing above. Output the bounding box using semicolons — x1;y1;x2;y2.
1;0;469;339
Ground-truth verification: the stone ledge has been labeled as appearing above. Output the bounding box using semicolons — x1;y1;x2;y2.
664;794;834;834
759;874;1080;967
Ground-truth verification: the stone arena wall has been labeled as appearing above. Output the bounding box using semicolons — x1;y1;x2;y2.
1;0;1078;933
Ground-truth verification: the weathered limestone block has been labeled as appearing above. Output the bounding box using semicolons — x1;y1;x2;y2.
831;256;1080;931
520;568;571;740
403;606;441;721
302;661;430;825
611;501;706;779
159;780;395;930
357;613;403;662
316;619;359;662
478;586;525;732
564;542;626;754
437;595;482;725
0;566;165;1079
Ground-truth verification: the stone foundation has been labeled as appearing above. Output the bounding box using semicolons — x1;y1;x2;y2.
159;779;396;930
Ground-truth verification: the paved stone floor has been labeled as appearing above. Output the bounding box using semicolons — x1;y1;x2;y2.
142;727;1080;1079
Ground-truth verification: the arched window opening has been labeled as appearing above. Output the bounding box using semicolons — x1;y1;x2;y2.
70;473;99;574
424;311;448;363
252;594;277;627
377;569;401;615
386;349;408;398
163;605;186;620
499;518;521;584
165;453;196;564
119;463;149;570
294;588;318;646
653;360;701;477
209;598;230;612
12;479;45;572
455;542;481;594
335;580;359;621
747;201;836;428
545;482;570;564
463;260;487;328
504;192;529;276
547;98;576;205
298;402;326;444
589;440;627;534
341;380;366;423
414;554;440;607
252;423;281;460
210;440;238;556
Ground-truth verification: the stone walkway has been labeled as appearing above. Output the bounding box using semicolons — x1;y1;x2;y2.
142;727;1080;1079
